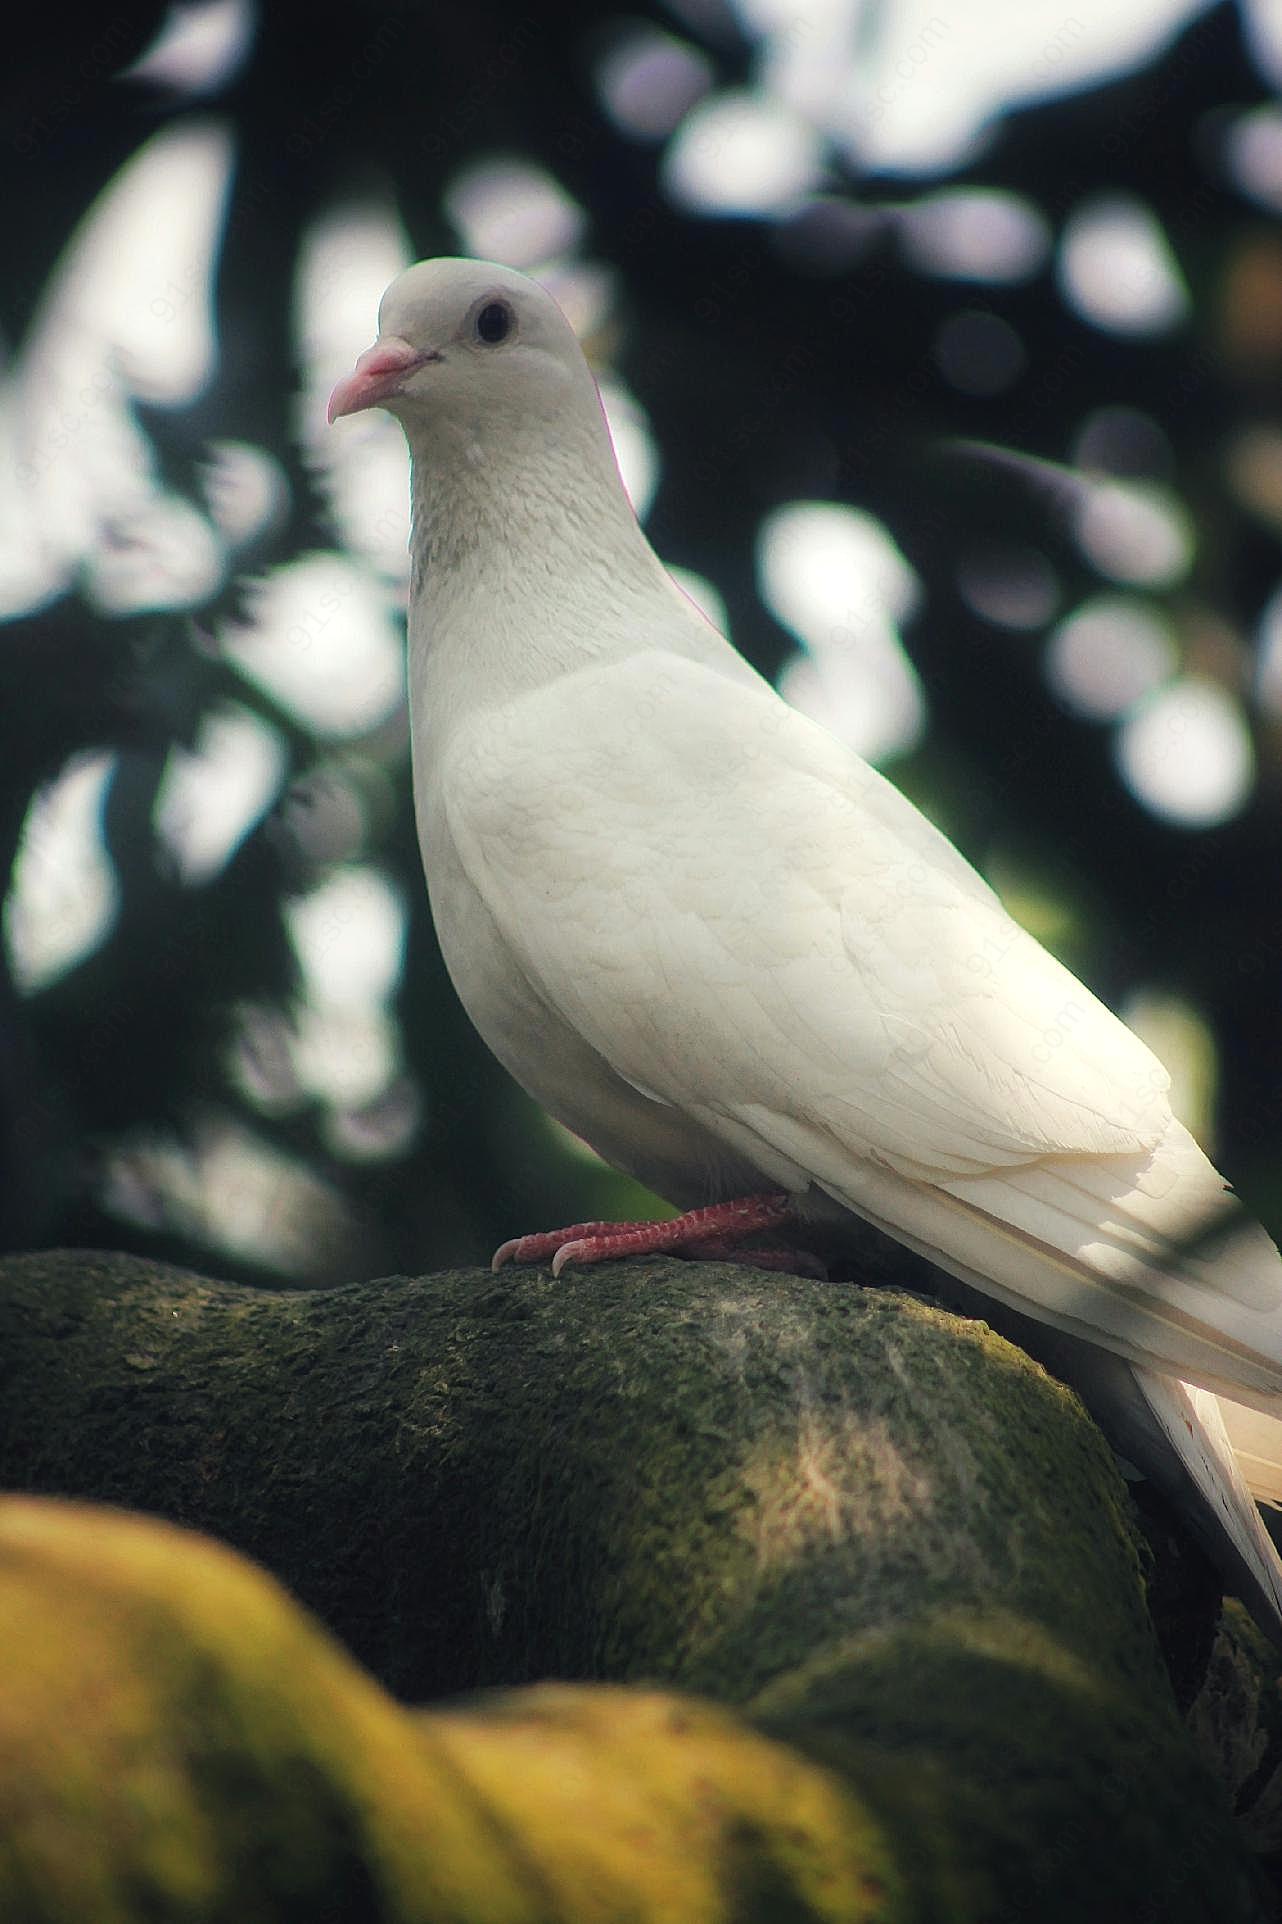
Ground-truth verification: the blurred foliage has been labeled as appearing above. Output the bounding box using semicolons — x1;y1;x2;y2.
2;0;1281;1284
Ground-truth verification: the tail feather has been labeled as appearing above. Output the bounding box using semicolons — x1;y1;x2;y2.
783;1108;1282;1640
1132;1371;1282;1643
1215;1399;1282;1510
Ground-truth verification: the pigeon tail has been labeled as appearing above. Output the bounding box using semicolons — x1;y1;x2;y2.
1135;1372;1282;1645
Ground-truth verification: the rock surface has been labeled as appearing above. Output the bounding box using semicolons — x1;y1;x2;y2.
0;1248;1269;1920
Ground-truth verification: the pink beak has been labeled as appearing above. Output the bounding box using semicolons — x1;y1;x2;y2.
327;336;429;423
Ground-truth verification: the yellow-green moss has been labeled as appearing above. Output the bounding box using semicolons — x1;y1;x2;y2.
0;1249;1265;1920
0;1499;900;1923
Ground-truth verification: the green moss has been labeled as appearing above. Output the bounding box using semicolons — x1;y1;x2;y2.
0;1500;904;1923
0;1498;503;1922
0;1248;1262;1921
753;1608;1249;1922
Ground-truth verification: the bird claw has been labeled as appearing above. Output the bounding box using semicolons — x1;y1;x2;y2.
490;1192;800;1276
550;1238;597;1277
492;1223;617;1271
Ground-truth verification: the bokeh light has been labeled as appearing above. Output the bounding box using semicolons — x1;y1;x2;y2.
221;553;406;739
1116;677;1255;826
294;200;412;583
1058;196;1190;336
934;310;1027;396
153;704;286;886
444;159;586;268
663;91;824;215
760;502;925;762
123;0;256;96
596;25;713;140
899;190;1050;284
1045;596;1178;719
2;121;233;618
957;545;1059;630
1074;479;1195;587
5;753;119;995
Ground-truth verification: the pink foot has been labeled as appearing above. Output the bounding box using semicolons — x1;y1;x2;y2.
492;1192;796;1279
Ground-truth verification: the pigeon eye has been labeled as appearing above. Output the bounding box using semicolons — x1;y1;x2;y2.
475;300;514;346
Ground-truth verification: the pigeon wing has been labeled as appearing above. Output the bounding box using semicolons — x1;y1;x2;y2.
444;649;1282;1403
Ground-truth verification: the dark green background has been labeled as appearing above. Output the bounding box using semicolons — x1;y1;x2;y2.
2;0;1280;1284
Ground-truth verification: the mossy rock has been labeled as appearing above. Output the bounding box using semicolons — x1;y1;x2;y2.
0;1249;1268;1920
0;1497;897;1923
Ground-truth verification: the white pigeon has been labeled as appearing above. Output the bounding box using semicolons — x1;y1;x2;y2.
330;257;1282;1635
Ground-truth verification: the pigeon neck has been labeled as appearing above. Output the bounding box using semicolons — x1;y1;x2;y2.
404;401;670;704
407;401;647;581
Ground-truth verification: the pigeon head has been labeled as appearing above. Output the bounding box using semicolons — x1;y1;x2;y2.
327;257;591;431
329;255;649;589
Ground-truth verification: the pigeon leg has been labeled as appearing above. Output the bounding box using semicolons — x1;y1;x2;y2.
492;1192;794;1277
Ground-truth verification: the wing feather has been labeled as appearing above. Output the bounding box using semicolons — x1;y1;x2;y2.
445;651;1168;1166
